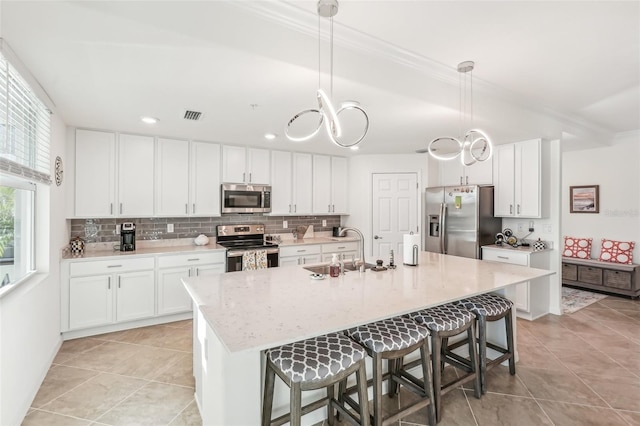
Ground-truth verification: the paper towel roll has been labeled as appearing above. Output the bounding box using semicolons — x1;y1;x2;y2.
403;233;421;266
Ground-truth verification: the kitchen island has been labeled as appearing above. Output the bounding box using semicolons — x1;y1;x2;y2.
182;251;554;425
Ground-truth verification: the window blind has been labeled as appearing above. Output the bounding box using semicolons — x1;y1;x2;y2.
0;51;51;184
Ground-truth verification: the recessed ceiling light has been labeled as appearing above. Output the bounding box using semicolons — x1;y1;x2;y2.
350;146;360;151
264;133;277;140
141;116;159;124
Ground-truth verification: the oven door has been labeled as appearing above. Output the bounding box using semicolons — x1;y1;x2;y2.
226;248;279;272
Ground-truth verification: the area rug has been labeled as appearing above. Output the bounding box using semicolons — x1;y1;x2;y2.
562;287;607;314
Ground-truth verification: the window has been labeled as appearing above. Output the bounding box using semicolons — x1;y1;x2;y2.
0;42;50;290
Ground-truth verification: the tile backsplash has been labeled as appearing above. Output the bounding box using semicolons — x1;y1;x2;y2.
70;215;342;243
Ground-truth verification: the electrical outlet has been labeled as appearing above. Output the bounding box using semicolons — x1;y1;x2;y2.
167;223;174;233
283;220;288;229
517;223;524;233
322;219;327;227
116;224;121;235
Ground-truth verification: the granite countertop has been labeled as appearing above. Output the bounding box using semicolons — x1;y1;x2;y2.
182;251;554;353
61;238;226;260
278;236;359;247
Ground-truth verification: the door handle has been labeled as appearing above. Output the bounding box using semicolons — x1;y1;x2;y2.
374;235;383;240
249;172;252;182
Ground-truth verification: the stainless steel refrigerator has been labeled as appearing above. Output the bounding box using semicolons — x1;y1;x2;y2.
424;185;501;259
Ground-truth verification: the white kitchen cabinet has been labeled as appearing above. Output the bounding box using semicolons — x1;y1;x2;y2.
440;159;493;186
156;139;221;217
66;257;155;331
312;155;349;214
321;241;359;263
272;151;312;215
279;244;322;266
75;129;116;217
118;134;155;217
481;246;550;320
222;146;270;184
157;252;226;315
494;139;544;218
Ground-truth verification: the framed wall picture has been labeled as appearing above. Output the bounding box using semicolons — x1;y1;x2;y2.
570;185;599;213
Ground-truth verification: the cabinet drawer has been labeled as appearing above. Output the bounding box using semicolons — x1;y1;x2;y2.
157;251;226;268
70;257;155;276
577;266;603;285
322;241;358;254
279;244;321;257
481;250;528;266
562;263;578;281
603;270;632;290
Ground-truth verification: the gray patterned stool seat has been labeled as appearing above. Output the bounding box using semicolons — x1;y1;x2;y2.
406;303;475;332
404;303;481;422
453;293;516;395
263;333;370;426
458;293;513;317
343;316;436;426
346;316;430;353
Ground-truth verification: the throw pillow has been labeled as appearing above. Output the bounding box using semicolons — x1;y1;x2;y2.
599;239;635;264
563;236;592;259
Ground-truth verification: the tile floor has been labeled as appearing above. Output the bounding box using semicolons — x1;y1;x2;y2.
23;294;640;425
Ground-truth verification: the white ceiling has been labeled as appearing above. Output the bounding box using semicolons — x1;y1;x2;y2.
1;1;638;155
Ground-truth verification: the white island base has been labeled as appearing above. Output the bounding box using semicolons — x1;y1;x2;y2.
183;252;554;425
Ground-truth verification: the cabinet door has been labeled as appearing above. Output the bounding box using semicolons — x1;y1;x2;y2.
191;141;221;216
514;282;530;312
493;144;515;217
157;267;193;315
195;263;226;276
247;148;270;184
69;275;113;329
301;254;322;265
312;155;332;214
75;129;116;217
331;156;348;214
440;162;464;186
515;139;541;217
116;270;155;322
292;153;313;214
156;138;190;216
222;145;246;183
270;150;293;214
465;160;493;185
118;134;155;216
279;256;301;267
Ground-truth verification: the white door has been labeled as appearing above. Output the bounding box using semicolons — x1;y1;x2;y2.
157;267;193;315
191;141;221;216
312;154;332;214
270;150;293;214
156;138;190;216
118;134;155;216
69;275;113;329
372;173;419;261
331;156;348;214
75;129;116;217
115;270;155;322
222;145;246;183
247;148;270;184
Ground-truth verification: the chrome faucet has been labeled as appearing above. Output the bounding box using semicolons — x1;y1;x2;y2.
339;227;366;272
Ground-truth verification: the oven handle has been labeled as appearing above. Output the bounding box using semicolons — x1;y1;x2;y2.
227;248;280;257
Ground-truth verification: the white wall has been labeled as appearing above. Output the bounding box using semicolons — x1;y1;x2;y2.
345;154;429;258
562;135;640;262
0;113;67;425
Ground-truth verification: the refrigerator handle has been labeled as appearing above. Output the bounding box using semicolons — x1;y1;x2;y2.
440;203;447;254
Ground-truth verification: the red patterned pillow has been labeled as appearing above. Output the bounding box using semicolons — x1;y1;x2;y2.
563;236;592;259
599;239;635;264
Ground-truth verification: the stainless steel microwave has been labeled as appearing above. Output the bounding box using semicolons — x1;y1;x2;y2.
221;183;271;214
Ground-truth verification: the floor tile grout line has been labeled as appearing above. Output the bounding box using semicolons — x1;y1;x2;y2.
460;388;480;426
26;406;97;423
32;369;103;411
165;398;197;426
92;378;151;425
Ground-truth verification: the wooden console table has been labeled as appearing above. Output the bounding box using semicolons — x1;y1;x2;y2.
562;257;640;298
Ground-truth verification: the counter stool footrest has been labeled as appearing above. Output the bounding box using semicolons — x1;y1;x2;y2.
270;396;329;426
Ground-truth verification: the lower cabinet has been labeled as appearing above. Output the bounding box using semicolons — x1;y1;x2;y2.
67;257;155;330
279;244;322;266
157;252;226;315
481;246;551;320
321;241;359;263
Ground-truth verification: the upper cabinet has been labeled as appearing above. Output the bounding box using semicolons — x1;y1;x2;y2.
75;130;154;218
312;155;348;215
156;139;221;217
75;129;116;217
494;138;548;218
222;146;270;184
270;151;313;215
440;159;493;187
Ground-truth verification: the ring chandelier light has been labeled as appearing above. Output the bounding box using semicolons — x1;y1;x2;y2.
426;61;492;165
285;0;369;148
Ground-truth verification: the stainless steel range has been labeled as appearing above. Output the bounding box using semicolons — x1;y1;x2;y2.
217;224;279;272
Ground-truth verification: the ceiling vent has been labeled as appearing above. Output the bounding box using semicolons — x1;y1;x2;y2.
183;110;203;121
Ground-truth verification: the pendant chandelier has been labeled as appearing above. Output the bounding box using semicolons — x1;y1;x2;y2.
284;0;369;148
424;61;492;165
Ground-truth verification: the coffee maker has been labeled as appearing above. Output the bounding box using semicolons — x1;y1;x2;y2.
120;222;136;251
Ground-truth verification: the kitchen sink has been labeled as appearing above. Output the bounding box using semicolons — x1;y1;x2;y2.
303;262;377;274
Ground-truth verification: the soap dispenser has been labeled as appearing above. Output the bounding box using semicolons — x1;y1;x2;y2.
329;254;341;277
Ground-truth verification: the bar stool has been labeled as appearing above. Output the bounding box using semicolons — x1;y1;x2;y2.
456;293;515;394
406;303;481;422
343;316;436;426
262;332;370;426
